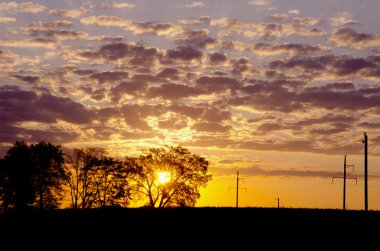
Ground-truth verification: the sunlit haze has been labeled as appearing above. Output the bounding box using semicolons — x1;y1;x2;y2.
1;0;380;210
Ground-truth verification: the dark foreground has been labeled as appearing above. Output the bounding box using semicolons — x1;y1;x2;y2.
1;207;379;247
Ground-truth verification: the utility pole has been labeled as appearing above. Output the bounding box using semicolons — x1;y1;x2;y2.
277;198;280;208
236;171;239;208
363;132;368;211
228;171;246;208
332;155;356;210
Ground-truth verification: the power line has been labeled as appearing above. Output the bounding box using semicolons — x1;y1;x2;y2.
228;171;247;208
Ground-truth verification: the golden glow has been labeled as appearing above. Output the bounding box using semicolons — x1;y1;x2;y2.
157;171;171;184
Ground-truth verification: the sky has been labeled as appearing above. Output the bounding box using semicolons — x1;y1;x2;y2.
1;0;380;210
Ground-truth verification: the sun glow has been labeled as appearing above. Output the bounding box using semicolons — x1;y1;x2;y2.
157;172;171;184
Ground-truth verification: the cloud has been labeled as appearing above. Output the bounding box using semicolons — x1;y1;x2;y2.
28;20;74;28
75;42;161;66
147;83;203;99
268;54;380;81
81;15;215;47
298;88;380;111
49;8;88;18
173;28;214;48
89;71;129;83
24;26;89;40
233;84;303;113
192;122;231;133
119;104;163;130
0;16;16;22
245;43;330;56
0;1;17;12
10;74;40;84
179;16;211;25
81;15;130;27
18;2;46;14
0;124;79;144
0;38;57;49
0;49;40;69
208;52;228;64
288;9;300;15
309;125;349;135
231;57;250;75
330;12;360;26
166;45;203;61
295;113;356;127
196;76;240;93
158;117;188;130
238;139;365;156
112;2;136;9
212;166;344;178
157;68;180;80
211;18;325;39
168;104;204;120
81;15;184;39
0;88;94;125
102;73;160;101
269;13;288;21
0;1;46;14
247;0;267;6
185;2;206;8
292;17;319;26
329;28;380;49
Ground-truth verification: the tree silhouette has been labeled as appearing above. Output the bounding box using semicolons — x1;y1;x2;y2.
30;141;67;209
65;148;132;209
0;141;35;209
96;156;132;208
0;141;67;210
126;145;211;208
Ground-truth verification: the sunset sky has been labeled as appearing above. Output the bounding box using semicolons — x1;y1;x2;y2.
1;0;380;210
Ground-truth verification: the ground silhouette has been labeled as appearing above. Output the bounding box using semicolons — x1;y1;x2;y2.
1;207;379;246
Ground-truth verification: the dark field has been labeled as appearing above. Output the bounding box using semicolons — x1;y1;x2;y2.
1;207;379;247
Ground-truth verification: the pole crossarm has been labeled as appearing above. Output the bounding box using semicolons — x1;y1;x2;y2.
331;155;357;210
331;176;358;184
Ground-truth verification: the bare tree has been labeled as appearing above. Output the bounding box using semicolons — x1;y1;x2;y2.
126;145;211;208
65;148;132;209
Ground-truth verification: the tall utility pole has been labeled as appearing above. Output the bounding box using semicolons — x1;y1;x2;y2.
363;132;368;211
332;155;356;210
228;171;246;208
236;171;239;208
277;198;280;208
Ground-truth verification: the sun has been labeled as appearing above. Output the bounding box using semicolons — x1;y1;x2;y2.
157;171;171;184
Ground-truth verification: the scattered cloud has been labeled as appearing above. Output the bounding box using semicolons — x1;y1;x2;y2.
329;28;380;49
213;166;344;178
292;17;319;26
0;16;15;22
112;2;136;9
330;12;360;26
247;0;267;6
0;38;57;49
1;0;380;160
288;9;300;15
185;2;206;8
0;1;46;14
49;8;88;18
269;13;288;21
18;2;46;14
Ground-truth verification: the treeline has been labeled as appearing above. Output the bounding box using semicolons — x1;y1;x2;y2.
0;141;211;210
